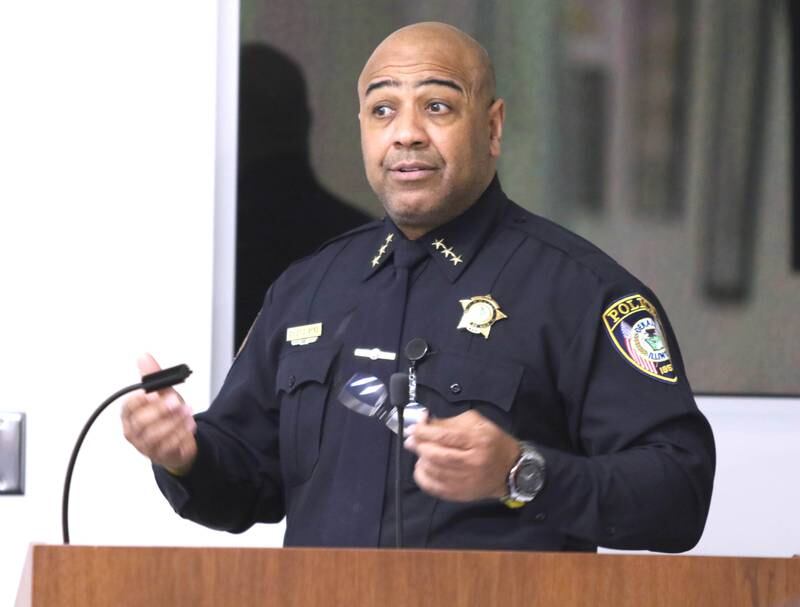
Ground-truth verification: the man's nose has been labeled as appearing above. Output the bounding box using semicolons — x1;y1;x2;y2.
392;108;428;148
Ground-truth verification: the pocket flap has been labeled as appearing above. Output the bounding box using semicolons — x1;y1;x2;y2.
416;351;523;412
276;344;339;395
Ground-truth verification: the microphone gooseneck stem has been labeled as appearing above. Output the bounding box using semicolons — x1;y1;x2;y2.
61;363;192;544
388;371;410;548
395;404;405;549
61;382;142;545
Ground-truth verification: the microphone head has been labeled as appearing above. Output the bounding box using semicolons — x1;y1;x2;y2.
389;373;409;407
141;364;192;393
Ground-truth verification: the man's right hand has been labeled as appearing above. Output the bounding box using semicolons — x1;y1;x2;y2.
121;353;198;475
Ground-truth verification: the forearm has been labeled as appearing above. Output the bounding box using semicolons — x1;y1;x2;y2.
154;421;285;532
536;432;714;552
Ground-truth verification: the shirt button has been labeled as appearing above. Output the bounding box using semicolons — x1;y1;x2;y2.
449;383;462;394
288;375;296;388
534;512;547;522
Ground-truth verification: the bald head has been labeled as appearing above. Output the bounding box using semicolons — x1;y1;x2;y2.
358;22;496;106
357;22;505;240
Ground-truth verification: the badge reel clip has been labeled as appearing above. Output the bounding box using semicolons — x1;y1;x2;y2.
337;338;430;435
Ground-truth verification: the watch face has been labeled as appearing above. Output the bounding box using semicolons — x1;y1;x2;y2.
517;461;545;495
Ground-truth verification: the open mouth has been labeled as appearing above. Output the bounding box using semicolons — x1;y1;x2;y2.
389;166;437;181
388;159;436;171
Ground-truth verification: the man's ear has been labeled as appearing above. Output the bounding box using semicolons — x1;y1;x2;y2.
488;98;505;158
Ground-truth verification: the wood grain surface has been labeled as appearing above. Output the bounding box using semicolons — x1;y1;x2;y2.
15;544;800;607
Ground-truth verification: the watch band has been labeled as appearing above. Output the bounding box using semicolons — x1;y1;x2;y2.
501;496;528;509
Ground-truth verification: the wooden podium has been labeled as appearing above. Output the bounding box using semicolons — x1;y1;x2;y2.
16;544;800;606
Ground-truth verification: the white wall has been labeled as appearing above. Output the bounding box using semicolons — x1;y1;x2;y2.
0;3;798;607
0;3;283;606
690;397;800;557
601;396;800;558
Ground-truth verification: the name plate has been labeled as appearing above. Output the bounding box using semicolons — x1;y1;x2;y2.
286;322;322;346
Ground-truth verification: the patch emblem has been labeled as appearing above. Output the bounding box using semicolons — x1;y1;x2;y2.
602;294;677;383
457;295;507;339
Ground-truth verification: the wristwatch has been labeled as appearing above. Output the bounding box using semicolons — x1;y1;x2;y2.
501;441;547;509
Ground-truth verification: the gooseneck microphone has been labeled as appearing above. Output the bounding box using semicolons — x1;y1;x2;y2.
61;363;192;544
389;372;409;548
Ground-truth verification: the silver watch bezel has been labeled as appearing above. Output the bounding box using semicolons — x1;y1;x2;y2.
506;441;546;503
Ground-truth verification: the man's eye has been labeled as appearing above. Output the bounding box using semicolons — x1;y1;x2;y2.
427;101;450;114
372;105;394;118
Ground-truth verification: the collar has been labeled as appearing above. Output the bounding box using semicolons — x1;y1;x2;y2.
362;175;508;283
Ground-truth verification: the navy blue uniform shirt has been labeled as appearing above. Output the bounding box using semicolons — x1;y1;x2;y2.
155;177;715;552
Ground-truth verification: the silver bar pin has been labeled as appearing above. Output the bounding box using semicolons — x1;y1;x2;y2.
354;347;397;361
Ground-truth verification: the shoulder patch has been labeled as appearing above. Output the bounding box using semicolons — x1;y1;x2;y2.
235;310;261;360
602;294;677;383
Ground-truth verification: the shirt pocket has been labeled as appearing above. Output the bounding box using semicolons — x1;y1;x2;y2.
275;343;339;486
415;351;524;433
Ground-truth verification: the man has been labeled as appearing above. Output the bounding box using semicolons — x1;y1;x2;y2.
122;22;715;552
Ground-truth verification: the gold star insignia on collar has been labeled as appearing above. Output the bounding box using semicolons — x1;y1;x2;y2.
431;237;464;267
457;295;507;338
369;233;394;269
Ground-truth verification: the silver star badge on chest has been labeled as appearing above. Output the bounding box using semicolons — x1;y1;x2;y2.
457;295;507;338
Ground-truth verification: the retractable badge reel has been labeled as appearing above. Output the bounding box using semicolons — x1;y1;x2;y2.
384;338;429;434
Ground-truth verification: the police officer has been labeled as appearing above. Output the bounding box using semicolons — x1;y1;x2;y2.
122;22;715;551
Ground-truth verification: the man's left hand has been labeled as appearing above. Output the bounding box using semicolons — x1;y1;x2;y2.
404;410;520;502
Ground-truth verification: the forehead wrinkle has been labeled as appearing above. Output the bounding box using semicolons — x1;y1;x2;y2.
360;61;478;102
